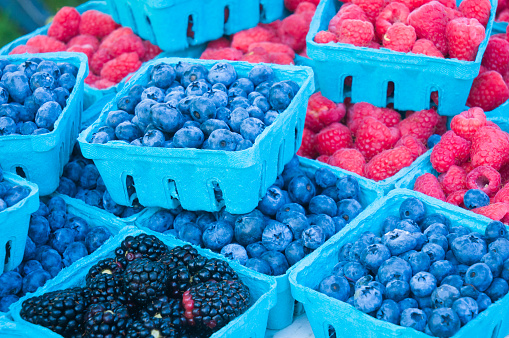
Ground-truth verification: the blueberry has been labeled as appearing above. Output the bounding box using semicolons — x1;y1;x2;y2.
30;72;54;90
22;269;51;294
432;284;461;309
0;117;16;135
239;117;265;143
382;229;417;256
207;62;236;86
141;86;165;102
411;271;438;298
427;134;441;148
280;212;309;240
200;119;229;138
19;60;39;78
48;210;67;231
257;185;285;217
376;299;400;324
140;129;164;147
48;195;66;211
185;81;208;97
336;176;360;201
424;222;449;238
308;195;337;217
464;189;490;209
212;83;227;93
376;257;412;285
385;280;410;302
451;297;478;326
150;103;183;133
0;271;22;297
360;243;391;273
4;71;31;103
465;263;494;292
172;126;204;148
484;221;506;243
441;275;464;291
203;89;228;108
476;292;492;313
282;240;305;266
262;221;293;251
58;73;76;91
489;238;509;261
349;232;377;261
288;175;316;205
276;203;306;220
146;210;174;233
175;62;192;81
151;64;176;88
450;233;487;266
65;216;90;241
249;65;275;86
234;216;264;246
204;129;237;151
428;308;461;337
79;164;99;190
399;197;426;223
50;228;75;254
398;298;419;313
37;60;60;79
481;251;504;278
218;243;247;265
430;260;457;283
319;275;350;301
246;258;272;274
422;243;445;264
117;95;139;114
0;295;19;312
35;101;62;130
85;226;112;253
41;248;63;277
400;308;427;332
181;65;208;88
178;223;202;246
428;234;448;252
102;191;124;216
58;62;78;77
134;99;156;128
246;242;267;258
173;211;197;231
412;232;427;251
301;226;325;250
308;214;335;240
343;261;367;282
354;284;383;313
24;237;36;260
332;217;347;233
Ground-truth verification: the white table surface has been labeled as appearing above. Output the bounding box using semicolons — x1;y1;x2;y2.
265;314;315;338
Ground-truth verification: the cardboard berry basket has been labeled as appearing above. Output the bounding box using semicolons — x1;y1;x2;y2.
8;226;277;338
305;0;497;117
105;0;284;52
289;189;509;338
132;156;384;330
492;21;508;34
78;57;315;214
0;52;87;196
0;314;47;337
0;172;39;273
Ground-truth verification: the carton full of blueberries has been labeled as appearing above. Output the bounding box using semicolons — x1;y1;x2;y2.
78;58;314;214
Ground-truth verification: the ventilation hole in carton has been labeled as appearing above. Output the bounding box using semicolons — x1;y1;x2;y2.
430;90;439;108
211;181;224;204
126;175;136;200
224;6;230;24
15;167;26;178
328;324;336;338
387;81;395;99
126;6;139;32
260;3;265;20
187;15;195;40
343;76;353;99
4;241;11;265
491;321;502;338
167;179;179;200
144;15;157;44
259;160;267;196
278;141;285;174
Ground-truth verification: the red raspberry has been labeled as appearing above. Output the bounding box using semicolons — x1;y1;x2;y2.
351;0;385;22
240;51;271;63
316;122;353;156
446;18;486;61
467;71;509;111
142;40;162;62
411;39;444;58
391;0;420;11
430;130;471;173
347;102;380;133
389;126;402;145
108;33;146;59
314;31;338;44
482;37;509;75
494;184;509;203
459;0;492;26
383;23;416;52
259;20;282;35
329;4;369;35
395;135;427;160
48;7;81;42
284;0;320;12
207;37;231;49
68;34;100;50
446;189;467;207
460;161;475;174
85;73;99;85
500;163;509;185
26;35;66;53
485;120;502;130
445;7;466;21
466;165;502;196
200;48;243;61
328;148;366;176
355;117;395;160
408;1;450;55
439;0;459;9
91;48;114;75
297;128;318;158
248;42;295;58
378;107;401;127
439;165;467;195
100;27;133;47
450;107;487;141
499;9;509;22
100;52;142;83
9;45;40;54
434;116;448;136
375;2;410;40
278;14;310;52
269;53;295;65
79;10;118;38
66;45;94;60
471;126;509;170
399;108;440;143
365;146;414;181
232;26;275;53
295;2;317;14
472;203;509;221
414;173;446;201
305;92;346;132
92;78;116;89
338;19;375;47
316;155;329;163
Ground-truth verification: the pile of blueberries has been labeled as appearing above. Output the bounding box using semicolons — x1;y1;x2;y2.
0;168;31;212
318;197;509;337
57;144;144;218
0;196;113;312
90;62;300;151
0;57;77;135
144;156;364;276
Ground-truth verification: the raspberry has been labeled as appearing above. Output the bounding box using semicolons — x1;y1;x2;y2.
391;0;420;11
108;33;146;59
9;45;40;54
278;14;310;52
66;45;94;60
207;37;231;49
411;39;444;58
482;37;509;75
316;122;353;156
269;52;295;65
430;130;471;173
389;126;402;145
79;10;118;38
305;92;345;132
471;126;509;170
232;26;275;53
68;34;100;50
408;1;450;55
317;155;330;163
91;48;114;75
284;0;320;12
314;31;338;43
100;27;133;47
100;52;142;83
446;18;486;61
466;165;502;197
92;78;116;89
295;2;317;14
240;52;271;63
85;73;99;85
446;189;467;207
48;7;81;42
501;164;509;185
398;108;440;143
375;2;410;40
499;9;509;22
395;135;427;160
445;7;466;21
329;4;369;35
460;161;475;173
26;35;66;53
472;203;509;221
368;41;381;49
450;107;487;141
351;0;385;22
434;116;448;135
494;185;509;203
439;165;467;195
297;128;318;158
347;102;380;133
338;19;375;47
142;40;162;62
259;20;282;35
485;120;502;129
248;42;295;58
459;0;492;26
328;148;366;176
383;23;416;52
355;116;395;160
414;173;446;201
365;146;414;181
200;47;243;61
378;107;401;127
467;71;509;111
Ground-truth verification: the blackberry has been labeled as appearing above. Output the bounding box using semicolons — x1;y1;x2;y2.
125;316;183;338
182;280;250;332
84;300;132;338
141;295;186;327
168;257;239;297
115;234;168;262
85;273;128;305
158;245;200;270
86;257;127;285
20;287;87;337
123;258;169;302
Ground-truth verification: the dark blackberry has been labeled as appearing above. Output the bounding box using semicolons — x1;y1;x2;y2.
167;257;239;297
85;274;128;305
182;280;250;332
84;300;132;338
115;234;168;262
123;258;169;302
125;316;183;338
157;245;199;270
86;257;127;285
20;287;87;337
141;295;186;327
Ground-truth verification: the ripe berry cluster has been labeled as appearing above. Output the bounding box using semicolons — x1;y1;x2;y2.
318;197;509;338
